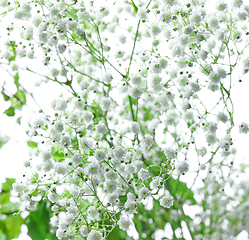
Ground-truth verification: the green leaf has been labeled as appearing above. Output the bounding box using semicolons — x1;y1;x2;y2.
1;90;10;101
4;107;15;116
27;141;38;149
31;189;39;197
0;135;9;149
0;192;10;205
26;200;51;240
0;230;6;240
2;178;15;192
13;73;19;89
50;149;66;162
106;226;127;240
0;202;19;214
16;117;21;124
5;214;24;239
143;107;153;121
14;90;26;104
167;178;196;205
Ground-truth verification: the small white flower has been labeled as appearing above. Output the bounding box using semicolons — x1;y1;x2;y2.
205;133;217;144
130;86;143;99
118;216;132;231
100;98;111;111
54;121;64;133
131;122;140;134
94;149;106;161
239;122;249;133
138;186;150;199
56;99;67;111
150;23;161;37
60;136;71;147
47;190;59;203
159;194;174;208
87;230;102;240
80;225;89;237
144;134;154;149
104;181;117;193
176;161;189;175
115;50;125;59
138;168;150;181
217;112;228;123
96;123;107;135
13;183;24;194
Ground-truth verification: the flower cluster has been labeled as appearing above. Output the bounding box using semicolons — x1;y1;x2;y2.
1;0;249;239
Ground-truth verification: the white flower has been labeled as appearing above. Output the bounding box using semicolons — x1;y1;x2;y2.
94;149;107;161
114;146;126;159
83;111;94;124
96;123;107;135
87;230;102;240
160;11;171;23
54;162;67;175
39;32;48;43
58;44;67;54
137;6;147;20
60;136;71;147
164;148;176;159
32;15;43;27
32;118;45;129
56;228;67;239
125;200;137;214
150;23;161;37
115;50;125;59
47;190;59;203
131;122;140;134
131;73;143;86
190;11;203;24
80;225;89;237
138;186;150;199
216;2;228;11
217;112;228;123
130;86;143;99
100;98;111;111
67;21;78;32
176;161;189;175
205;133;217;144
144;134;154;149
86;160;100;175
104;170;118;181
118;216;132;230
50;215;59;227
104;181;117;193
102;73;113;84
13;183;24;194
159;194;174;208
239;122;249;133
56;99;67;111
233;0;243;8
54;121;64;133
138;168;150;181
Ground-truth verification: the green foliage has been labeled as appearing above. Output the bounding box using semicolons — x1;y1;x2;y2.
0;178;24;240
106;226;128;240
1;90;10;101
166;178;196;205
14;72;20;90
0;135;9;149
50;145;66;162
27;140;38;149
143;107;153;121
4;107;15;117
26;200;56;240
